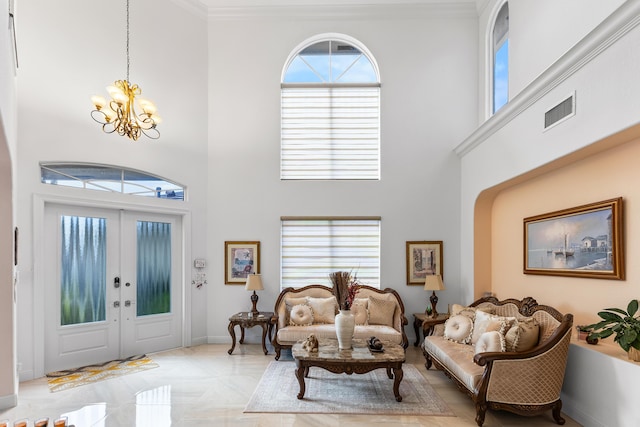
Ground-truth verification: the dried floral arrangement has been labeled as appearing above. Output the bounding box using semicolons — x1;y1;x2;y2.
330;270;361;310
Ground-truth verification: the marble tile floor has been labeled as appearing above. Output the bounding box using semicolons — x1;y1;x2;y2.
1;344;581;427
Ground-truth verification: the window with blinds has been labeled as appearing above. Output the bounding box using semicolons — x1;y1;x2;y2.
281;217;381;290
281;36;381;180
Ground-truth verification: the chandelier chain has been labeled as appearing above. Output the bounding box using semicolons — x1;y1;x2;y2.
126;0;130;82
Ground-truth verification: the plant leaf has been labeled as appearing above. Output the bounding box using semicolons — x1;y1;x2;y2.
598;311;624;322
603;308;628;316
627;299;639;317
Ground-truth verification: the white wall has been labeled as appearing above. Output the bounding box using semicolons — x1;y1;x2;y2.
15;0;208;380
205;4;478;343
0;0;18;409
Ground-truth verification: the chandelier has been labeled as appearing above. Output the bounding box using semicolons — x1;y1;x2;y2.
90;0;160;141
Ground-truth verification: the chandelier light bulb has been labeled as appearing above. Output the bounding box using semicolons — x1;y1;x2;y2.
91;95;107;110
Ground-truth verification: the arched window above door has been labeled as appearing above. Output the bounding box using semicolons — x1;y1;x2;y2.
40;162;185;200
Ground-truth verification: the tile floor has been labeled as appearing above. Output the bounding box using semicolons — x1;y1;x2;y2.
0;344;581;426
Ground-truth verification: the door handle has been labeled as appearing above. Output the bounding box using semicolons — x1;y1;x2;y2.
125;300;132;307
114;301;120;308
114;277;120;288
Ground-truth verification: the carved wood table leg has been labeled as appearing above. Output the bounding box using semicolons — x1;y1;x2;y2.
392;367;403;402
413;316;422;346
260;323;269;355
227;322;236;355
239;326;245;344
386;367;393;379
295;365;306;399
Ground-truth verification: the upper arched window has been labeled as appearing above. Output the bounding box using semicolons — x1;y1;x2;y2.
281;35;381;180
492;2;509;114
40;163;185;200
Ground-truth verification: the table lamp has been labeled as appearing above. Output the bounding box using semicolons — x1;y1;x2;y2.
424;274;445;318
245;273;264;315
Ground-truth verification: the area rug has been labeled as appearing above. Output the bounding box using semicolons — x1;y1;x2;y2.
244;361;453;416
46;355;158;392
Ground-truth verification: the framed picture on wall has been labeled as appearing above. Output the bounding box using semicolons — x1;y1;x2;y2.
523;197;624;280
406;241;443;285
225;241;260;285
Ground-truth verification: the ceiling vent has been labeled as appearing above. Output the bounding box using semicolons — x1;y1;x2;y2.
544;92;575;130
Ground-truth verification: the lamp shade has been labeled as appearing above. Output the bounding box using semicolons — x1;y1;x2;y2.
245;273;264;291
424;274;445;291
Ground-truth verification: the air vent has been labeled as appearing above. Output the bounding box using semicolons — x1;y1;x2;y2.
544;92;575;130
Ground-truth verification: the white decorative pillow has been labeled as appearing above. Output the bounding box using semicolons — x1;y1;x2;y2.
351;298;369;325
368;296;397;327
475;331;506;354
444;314;474;344
505;317;540;352
471;310;516;344
289;304;314;326
285;297;309;324
306;296;338;324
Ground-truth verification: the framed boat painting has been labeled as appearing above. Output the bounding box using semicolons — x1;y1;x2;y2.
523;197;624;279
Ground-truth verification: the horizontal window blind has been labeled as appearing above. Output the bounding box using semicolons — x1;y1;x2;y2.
281;217;381;289
281;86;380;180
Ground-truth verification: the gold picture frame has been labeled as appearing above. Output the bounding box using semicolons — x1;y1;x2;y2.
224;241;260;285
523;197;624;279
406;241;443;285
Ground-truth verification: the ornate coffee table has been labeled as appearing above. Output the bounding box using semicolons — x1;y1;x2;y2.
291;338;406;402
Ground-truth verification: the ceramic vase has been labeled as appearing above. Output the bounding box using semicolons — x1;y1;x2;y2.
335;309;355;350
628;346;640;362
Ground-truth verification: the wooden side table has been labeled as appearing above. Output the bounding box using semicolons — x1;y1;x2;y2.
228;311;274;355
413;313;449;346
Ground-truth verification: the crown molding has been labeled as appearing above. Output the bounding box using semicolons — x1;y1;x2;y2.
455;0;640;158
174;0;476;21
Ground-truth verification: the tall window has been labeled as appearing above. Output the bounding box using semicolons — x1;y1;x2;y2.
281;217;381;289
492;2;509;114
281;35;381;180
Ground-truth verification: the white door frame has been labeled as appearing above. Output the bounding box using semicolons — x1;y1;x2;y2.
33;193;192;379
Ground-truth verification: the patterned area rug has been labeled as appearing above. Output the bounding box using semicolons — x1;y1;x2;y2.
244;361;454;416
46;355;158;393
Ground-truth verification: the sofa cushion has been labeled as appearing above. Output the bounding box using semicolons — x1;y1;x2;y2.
471;310;516;344
277;324;338;342
354;325;403;345
505;317;540;352
367;296;397;327
423;336;484;392
307;296;338;324
289;304;313;326
475;330;506;354
351;298;369;325
285;297;310;325
444;314;474;344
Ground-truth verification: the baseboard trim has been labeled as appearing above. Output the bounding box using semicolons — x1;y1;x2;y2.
0;392;17;411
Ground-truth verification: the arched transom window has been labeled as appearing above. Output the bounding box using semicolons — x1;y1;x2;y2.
281;35;381;180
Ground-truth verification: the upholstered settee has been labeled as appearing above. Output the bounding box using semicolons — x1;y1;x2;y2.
271;284;408;360
422;296;573;426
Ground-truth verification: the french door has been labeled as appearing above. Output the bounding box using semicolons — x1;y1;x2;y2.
44;204;182;372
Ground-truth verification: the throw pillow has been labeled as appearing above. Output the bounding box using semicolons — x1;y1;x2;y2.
289;304;314;326
505;317;540;352
285;297;309;325
306;296;338;324
351;298;369;325
475;330;506;354
368;296;397;327
471;310;515;344
443;314;474;344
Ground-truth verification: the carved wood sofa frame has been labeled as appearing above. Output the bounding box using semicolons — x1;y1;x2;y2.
422;296;573;426
271;284;409;360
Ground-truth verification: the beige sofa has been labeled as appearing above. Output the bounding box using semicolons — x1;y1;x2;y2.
422;296;573;426
271;284;408;360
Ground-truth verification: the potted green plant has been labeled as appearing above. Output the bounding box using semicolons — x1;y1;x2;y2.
586;299;640;361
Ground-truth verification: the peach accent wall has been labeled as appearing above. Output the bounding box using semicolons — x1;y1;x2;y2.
486;137;640;327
